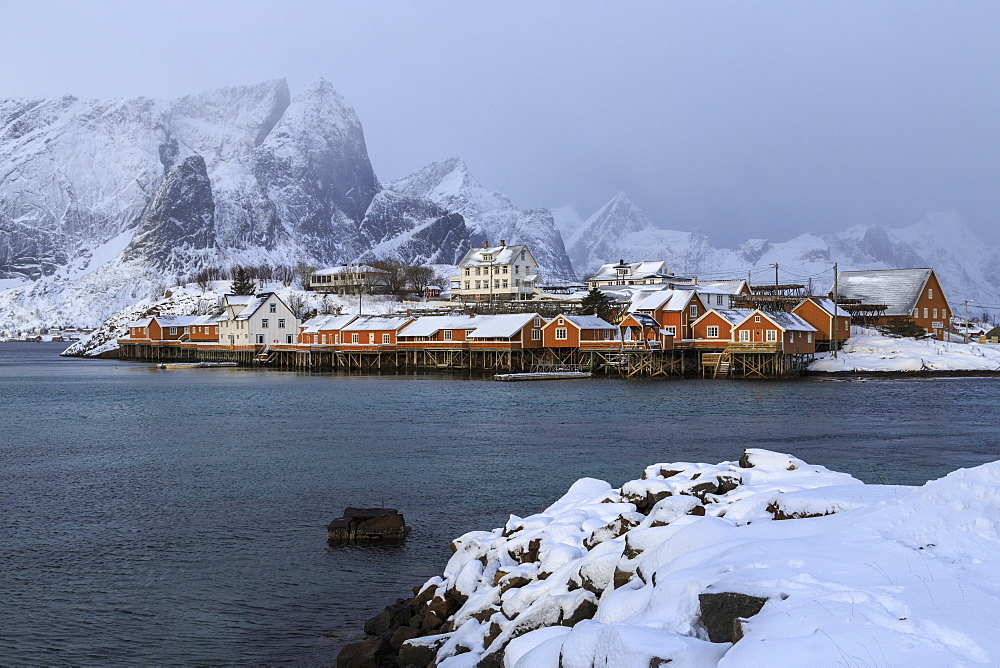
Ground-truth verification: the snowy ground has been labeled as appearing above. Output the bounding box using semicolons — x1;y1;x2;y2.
810;328;1000;373
399;449;1000;667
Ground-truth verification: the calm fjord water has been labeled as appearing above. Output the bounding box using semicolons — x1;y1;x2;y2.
2;342;999;663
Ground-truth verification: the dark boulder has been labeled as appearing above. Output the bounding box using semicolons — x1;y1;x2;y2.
336;636;392;668
364;599;411;636
698;591;768;643
327;508;409;544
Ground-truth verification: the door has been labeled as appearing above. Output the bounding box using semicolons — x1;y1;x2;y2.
256;334;264;344
754;329;762;342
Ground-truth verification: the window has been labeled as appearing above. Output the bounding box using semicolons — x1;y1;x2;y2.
382;333;390;344
807;333;813;343
754;315;761;322
558;317;564;325
466;330;474;337
924;308;928;318
286;335;293;344
464;281;470;289
369;333;375;344
278;319;285;328
502;280;508;288
475;267;481;276
933;308;938;319
913;309;918;318
555;328;568;340
533;317;541;327
261;319;269;328
665;326;676;336
351;333;359;343
740;330;750;342
321;334;327;344
521;250;526;261
444;330;453;340
716;294;723;305
707;326;719;338
689;305;698;317
482;253;493;262
766;329;777;342
531;329;541;340
475;280;481;289
502;266;508;274
928;288;933;299
494;280;500;288
269;303;276;313
515;265;520;274
169;327;177;335
465;268;471;275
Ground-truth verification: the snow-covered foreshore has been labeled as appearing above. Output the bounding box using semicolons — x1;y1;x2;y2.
810;334;1000;373
348;450;1000;667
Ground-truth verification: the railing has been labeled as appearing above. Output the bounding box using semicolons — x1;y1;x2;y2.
726;342;782;353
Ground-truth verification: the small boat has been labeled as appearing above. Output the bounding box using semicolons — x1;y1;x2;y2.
493;371;592;381
156;362;239;369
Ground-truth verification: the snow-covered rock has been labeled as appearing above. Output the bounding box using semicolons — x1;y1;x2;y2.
388;449;1000;666
810;332;1000;372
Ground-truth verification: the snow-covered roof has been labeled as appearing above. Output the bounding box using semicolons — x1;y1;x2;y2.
341;316;412;332
799;297;851;318
737;310;818;332
629;289;694;313
466;313;537;338
556;315;617;330
224;295;254;305
457;244;531;267
190;314;220;326
127;318;152;327
696;308;756;326
154;315;201;327
301;314;357;333
399;314;481;337
623;313;658;328
234;293;290;321
591;260;671;281
312;264;388;275
836;269;933;316
698;280;749;295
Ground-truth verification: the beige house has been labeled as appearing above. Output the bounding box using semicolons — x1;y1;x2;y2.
217;292;300;347
309;264;390;295
450;241;538;301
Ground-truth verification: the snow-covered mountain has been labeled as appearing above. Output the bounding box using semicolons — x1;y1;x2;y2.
568;193;1000;309
386;157;576;280
0;81;577;331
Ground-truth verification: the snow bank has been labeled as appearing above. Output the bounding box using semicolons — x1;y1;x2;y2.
810;334;1000;373
386;449;1000;666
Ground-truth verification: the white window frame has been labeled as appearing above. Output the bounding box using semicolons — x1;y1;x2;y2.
382;333;390;344
754;315;761;323
555;327;568;340
443;330;453;340
766;329;778;342
278;319;285;329
169;327;177;335
928;288;933;299
807;333;813;343
351;333;359;344
706;326;719;338
531;329;541;341
665;326;676;336
261;319;269;329
740;330;750;342
689;305;698;317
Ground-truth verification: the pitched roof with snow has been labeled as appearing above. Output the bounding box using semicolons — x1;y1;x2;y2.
398;314;483;338
154;315;202;327
591;260;672;281
698;280;750;294
457;244;530;267
233;293;292;321
799;297;851;318
696;308;756;326
629;289;694;313
466;313;538;338
127;318;152;328
341;316;413;332
190;314;220;326
836;269;933;316
301;314;357;333
737;310;817;332
557;315;618;330
622;313;658;328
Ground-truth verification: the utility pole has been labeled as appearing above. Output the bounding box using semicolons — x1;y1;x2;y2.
774;263;779;290
832;262;839;358
963;299;972;343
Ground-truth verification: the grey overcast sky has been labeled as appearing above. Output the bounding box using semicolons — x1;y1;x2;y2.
1;1;997;246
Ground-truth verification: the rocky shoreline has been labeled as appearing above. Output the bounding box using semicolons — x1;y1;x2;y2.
336;449;1000;666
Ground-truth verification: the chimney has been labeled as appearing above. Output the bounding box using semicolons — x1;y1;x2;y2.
483;241;489;249
500;239;506;246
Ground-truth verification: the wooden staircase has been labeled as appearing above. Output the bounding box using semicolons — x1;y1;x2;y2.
714;352;732;378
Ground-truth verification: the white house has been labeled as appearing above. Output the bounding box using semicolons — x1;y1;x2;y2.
216;292;300;347
586;260;692;289
450;241;538;301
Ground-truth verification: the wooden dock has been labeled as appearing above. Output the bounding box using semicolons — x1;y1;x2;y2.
117;342;813;379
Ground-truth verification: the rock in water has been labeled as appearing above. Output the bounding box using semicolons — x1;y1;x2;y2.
327;508;409;544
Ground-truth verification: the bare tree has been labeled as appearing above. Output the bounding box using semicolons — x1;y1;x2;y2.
295;262;317;290
408;265;436;296
369;258;411;300
275;265;295;287
287;293;307;318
